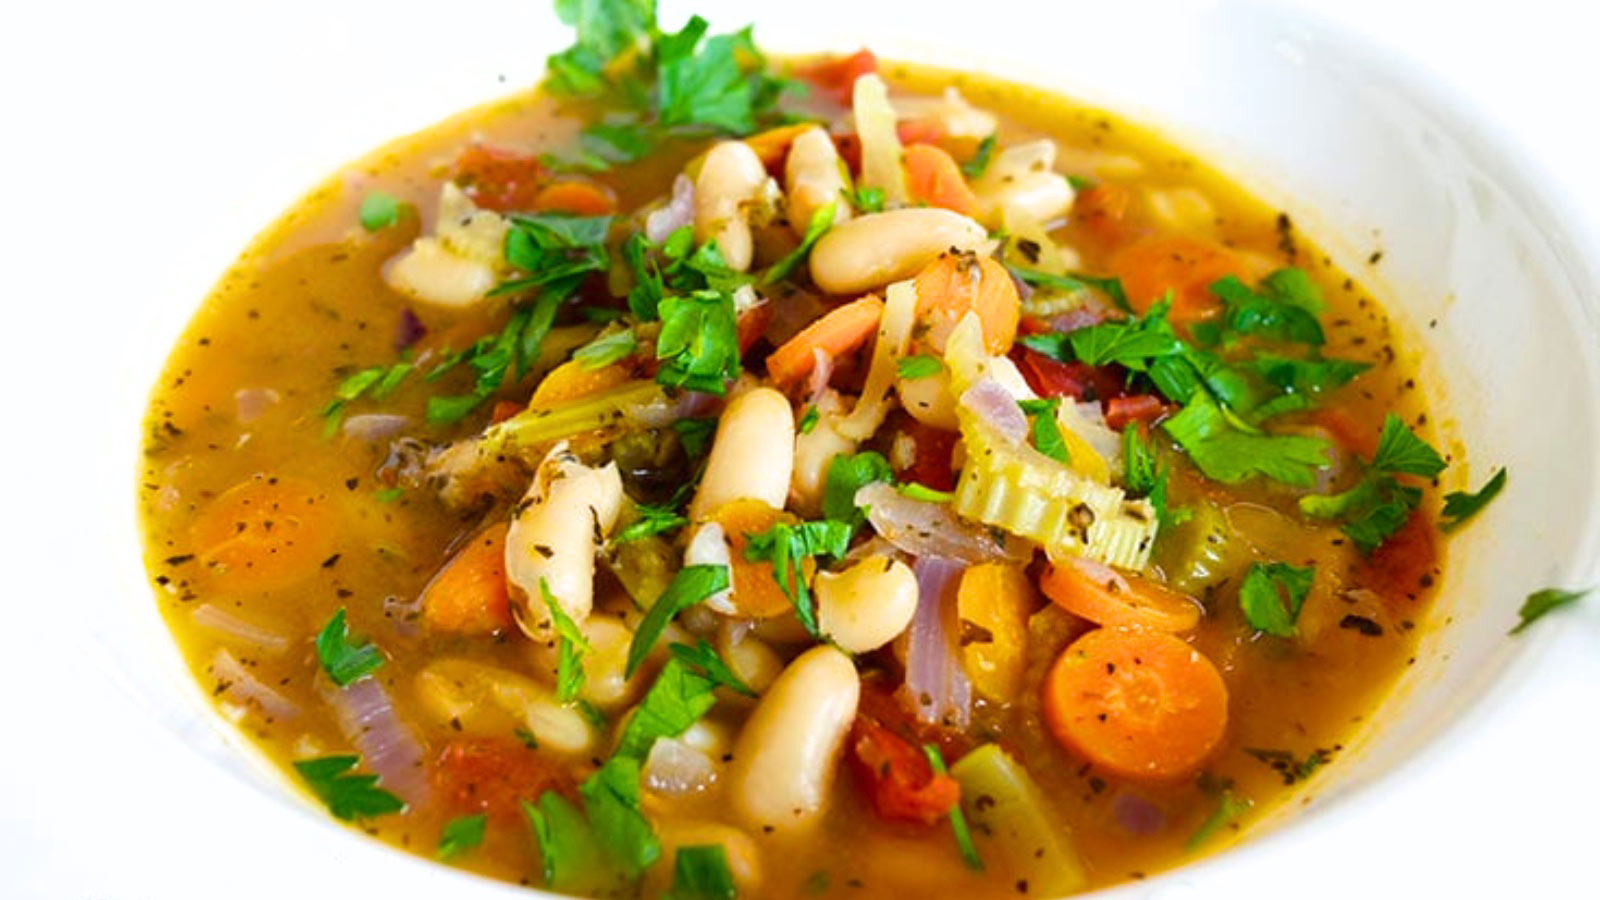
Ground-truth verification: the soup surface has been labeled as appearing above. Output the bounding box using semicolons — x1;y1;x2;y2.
139;7;1460;899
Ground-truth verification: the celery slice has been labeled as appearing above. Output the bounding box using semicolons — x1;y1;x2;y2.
949;744;1087;896
481;381;664;456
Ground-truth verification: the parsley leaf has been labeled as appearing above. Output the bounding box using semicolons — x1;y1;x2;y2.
666;845;739;900
762;202;836;285
961;133;998;178
1056;300;1187;370
822;451;894;530
436;813;487;860
523;792;614;894
359;191;404;232
897;482;954;503
1009;267;1130;312
541;578;593;703
573;329;638;369
669;638;756;697
672;416;718;459
614;501;690;545
1162;392;1330;486
848;185;885;213
545;0;658;96
921;744;983;871
615;658;720;760
1122;423;1180;529
294;755;404;821
498;213;613;296
315;608;384;686
656;18;770;134
897;354;944;380
1018;397;1071;463
625;565;731;678
1207;271;1324;346
1299;415;1443;552
743;520;853;637
1510;586;1591;635
1238;562;1314;638
655;289;741;394
797;404;820;434
1440;467;1507;532
579;756;661;877
1186;789;1252;850
1370;413;1447;477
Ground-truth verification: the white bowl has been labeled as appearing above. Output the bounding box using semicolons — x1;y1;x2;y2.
17;0;1599;897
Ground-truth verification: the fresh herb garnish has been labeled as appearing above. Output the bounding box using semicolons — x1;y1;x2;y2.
961;133;997;178
848;185;885;213
579;756;661;877
614;658;721;760
1162;392;1331;487
896;354;944;380
1511;586;1592;635
922;744;983;871
1299;414;1444;552
1186;789;1252;850
1204;269;1325;347
669;638;756;697
821;451;894;531
540;578;592;703
436;813;487;860
624;564;731;678
762;202;836;285
315;608;384;686
614;499;690;545
797;404;820;434
1018;397;1071;463
672;416;718;459
1440;467;1507;532
665;845;739;900
359;191;404;232
523;792;611;893
1121;424;1184;529
1238;562;1314;638
573;329;638;369
743;520;854;636
897;482;955;503
294;755;404;821
655;289;741;394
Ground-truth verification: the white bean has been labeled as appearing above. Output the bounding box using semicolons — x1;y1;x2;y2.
788;390;858;516
809;208;987;295
896;366;959;430
973;140;1076;229
505;442;624;637
688;387;795;521
728;645;859;832
815;556;919;653
694;141;768;272
784;126;852;237
524;613;640;710
716;619;784;695
415;658;596;754
382;183;508;308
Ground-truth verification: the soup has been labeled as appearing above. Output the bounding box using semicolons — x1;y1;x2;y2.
138;5;1475;898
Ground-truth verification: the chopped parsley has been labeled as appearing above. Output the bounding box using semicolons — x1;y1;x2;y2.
358;190;403;232
540;578;593;703
1018;397;1070;463
1511;586;1592;635
821;451;894;531
666;845;739;900
847;185;885;213
436;813;487;860
922;744;983;871
669;638;757;697
797;404;820;434
762;202;837;285
672;416;718;459
743;519;853;637
293;755;404;821
1243;747;1333;785
614;658;721;760
579;756;661;877
1121;424;1183;529
896;354;944;380
1202;269;1325;347
523;792;613;895
314;608;384;686
614;501;690;545
1162;392;1331;487
624;564;731;678
1299;414;1445;552
960;133;997;178
897;482;955;503
655;289;741;394
1238;562;1314;638
1185;789;1252;850
1440;467;1507;532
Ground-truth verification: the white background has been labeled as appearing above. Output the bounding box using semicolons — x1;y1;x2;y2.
1;1;1597;898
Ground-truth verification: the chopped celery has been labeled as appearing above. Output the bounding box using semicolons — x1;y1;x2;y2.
1153;500;1253;598
480;380;664;456
949;744;1088;896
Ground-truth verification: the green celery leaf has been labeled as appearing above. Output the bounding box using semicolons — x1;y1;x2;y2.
797;405;820;434
614;501;690;545
672;416;718;459
1186;789;1253;850
922;744;983;871
523;792;617;894
315;608;384;686
436;813;487;860
1238;562;1315;637
743;520;852;636
1511;586;1592;635
1018;398;1070;463
1208;274;1324;346
848;186;885;213
666;845;739;900
1299;472;1421;554
546;0;657;95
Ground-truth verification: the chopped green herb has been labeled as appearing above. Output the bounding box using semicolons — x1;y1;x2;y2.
822;451;894;531
672;416;718;459
1162;392;1330;487
1370;413;1447;477
523;792;613;894
797;404;820;434
762;202;837;285
373;487;404;504
1019;397;1070;463
1299;415;1444;552
848;185;885;213
1121;423;1180;529
684;240;754;293
1186;789;1252;850
371;362;414;400
579;756;661;877
1066;173;1096;191
669;638;757;697
655;290;741;394
1440;467;1507;532
1238;562;1314;638
625;565;731;678
960;133;997;178
614;500;690;545
896;354;944;380
1511;586;1592;635
514;727;540;749
897;482;954;503
359;191;403;232
573;330;638;369
294;755;404;821
615;658;720;760
743;520;853;637
315;608;384;687
544;0;657;96
540;578;593;703
437;813;487;860
922;744;983;871
666;845;739;900
1207;270;1325;346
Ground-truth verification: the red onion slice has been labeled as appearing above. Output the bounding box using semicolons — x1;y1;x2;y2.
1112;791;1167;835
320;675;430;807
959;378;1028;444
645;174;694;243
856;482;1030;565
211;649;299;721
907;556;973;728
192;604;291;656
343;414;412;442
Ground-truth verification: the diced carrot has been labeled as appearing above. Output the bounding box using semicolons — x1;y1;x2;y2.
744;123;817;172
529;179;616;216
1014;348;1126;404
737;301;774;355
190;475;338;592
527;359;632;411
1110;234;1248;325
1359;510;1441;605
847;715;961;826
903;143;979;217
1073;183;1136;246
1039;556;1201;633
796;49;878;106
708;499;804;619
956;563;1033;702
421;522;512;635
454;144;546;212
1042;627;1229;780
765;295;885;387
835;121;949;174
1104;394;1169;430
433;736;570;823
912;252;1021;354
489;400;524;424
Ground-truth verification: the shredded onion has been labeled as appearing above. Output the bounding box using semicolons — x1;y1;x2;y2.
836;279;915;440
646;174;694;243
642;736;719;796
192;604;291;655
320;675;429;806
685;522;735;614
343;414;412;442
856;482;1028;564
212;649;299;721
907;556;972;728
805;348;834;405
1112;791;1167;835
233;388;280;424
960;378;1028;444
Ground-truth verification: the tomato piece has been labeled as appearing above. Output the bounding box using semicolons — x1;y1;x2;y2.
847;715;961;826
453;144;546;212
1072;183;1136;246
1104;394;1170;430
1358;510;1441;605
1014;348;1127;403
797;49;878;105
893;417;959;492
737;301;774;356
432;736;569;822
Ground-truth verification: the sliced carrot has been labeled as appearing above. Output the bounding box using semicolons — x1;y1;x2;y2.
421;522;512;635
709;499;804;619
529;179;616;216
744;123;816;172
190;475;338;592
765;295;884;387
527;359;632;411
904;143;979;217
1040;556;1201;633
912;251;1021;354
1110;234;1247;325
1042;626;1229;780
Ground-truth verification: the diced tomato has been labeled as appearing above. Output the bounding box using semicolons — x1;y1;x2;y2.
454;144;547;212
489;400;524;424
1018;316;1053;336
433;737;570;823
737;301;775;355
847;715;961;826
1359;510;1441;605
894;418;959;492
1015;348;1127;404
797;49;878;106
1073;183;1136;247
1104;394;1169;430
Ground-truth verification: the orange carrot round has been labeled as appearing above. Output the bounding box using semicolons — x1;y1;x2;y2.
1042;626;1228;780
912;252;1021;354
421;522;513;635
1040;557;1201;633
765;295;884;387
1110;234;1247;324
530;179;616;216
904;143;979;217
190;475;338;592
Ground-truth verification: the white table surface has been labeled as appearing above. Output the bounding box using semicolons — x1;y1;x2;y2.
1;1;1596;897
